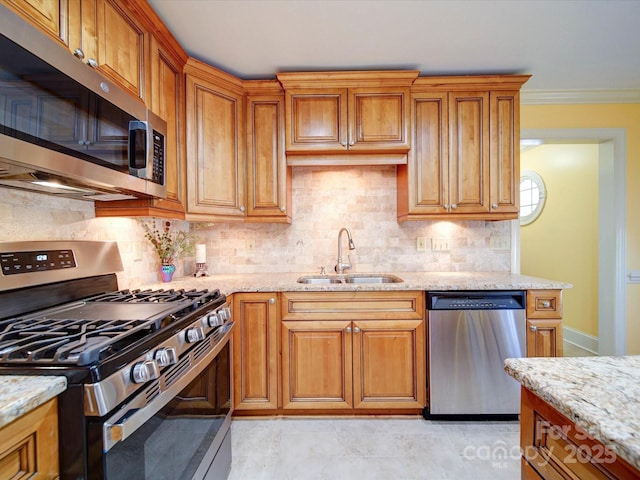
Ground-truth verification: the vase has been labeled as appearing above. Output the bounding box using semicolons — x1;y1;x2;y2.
160;263;176;282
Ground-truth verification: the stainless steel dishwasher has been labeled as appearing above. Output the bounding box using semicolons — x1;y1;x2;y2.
426;291;526;418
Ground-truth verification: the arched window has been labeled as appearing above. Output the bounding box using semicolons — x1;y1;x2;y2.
520;170;547;226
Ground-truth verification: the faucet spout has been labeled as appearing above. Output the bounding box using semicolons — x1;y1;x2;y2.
336;227;356;274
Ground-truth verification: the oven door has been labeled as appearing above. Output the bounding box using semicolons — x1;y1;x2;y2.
91;329;233;480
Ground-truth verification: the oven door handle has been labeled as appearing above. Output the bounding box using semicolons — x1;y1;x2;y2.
103;323;233;452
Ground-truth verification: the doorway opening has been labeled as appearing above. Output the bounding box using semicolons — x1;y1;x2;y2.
514;129;626;356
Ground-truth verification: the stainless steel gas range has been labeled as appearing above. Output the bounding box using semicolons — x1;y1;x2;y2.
0;241;234;480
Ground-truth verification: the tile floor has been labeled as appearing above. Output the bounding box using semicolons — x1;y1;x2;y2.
228;417;521;480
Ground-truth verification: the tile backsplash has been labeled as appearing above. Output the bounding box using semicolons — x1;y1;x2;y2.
0;166;513;288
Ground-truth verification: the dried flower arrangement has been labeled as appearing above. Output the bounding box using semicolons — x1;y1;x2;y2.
138;219;197;265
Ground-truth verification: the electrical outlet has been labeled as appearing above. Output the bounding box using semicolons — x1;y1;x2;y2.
416;237;426;251
246;238;256;253
431;238;450;251
490;236;510;250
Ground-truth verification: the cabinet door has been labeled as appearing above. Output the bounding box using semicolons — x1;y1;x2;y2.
233;293;279;410
348;88;410;152
397;92;449;218
185;69;245;219
1;0;68;46
284;89;348;153
95;0;147;101
246;94;291;222
149;35;184;205
352;319;426;409
526;319;563;357
448;91;490;214
281;320;353;409
490;90;520;215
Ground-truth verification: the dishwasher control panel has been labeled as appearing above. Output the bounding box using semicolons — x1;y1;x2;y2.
428;291;526;310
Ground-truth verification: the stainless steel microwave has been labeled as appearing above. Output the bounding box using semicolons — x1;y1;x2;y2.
0;4;166;201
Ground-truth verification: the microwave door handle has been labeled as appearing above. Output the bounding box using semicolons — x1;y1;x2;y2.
128;120;147;177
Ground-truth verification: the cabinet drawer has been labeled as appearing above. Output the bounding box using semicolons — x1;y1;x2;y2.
526;290;562;319
281;291;424;321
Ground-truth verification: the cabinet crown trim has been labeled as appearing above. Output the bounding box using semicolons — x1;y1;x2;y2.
185;57;244;93
277;70;420;89
412;74;531;92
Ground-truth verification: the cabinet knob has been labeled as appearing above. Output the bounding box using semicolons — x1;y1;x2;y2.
451;204;458;210
492;203;498;209
354;326;360;333
341;142;347;147
239;206;246;212
346;326;352;333
529;325;537;332
86;58;99;69
444;204;450;209
349;140;355;146
280;206;286;212
541;300;551;308
73;48;85;60
269;298;275;304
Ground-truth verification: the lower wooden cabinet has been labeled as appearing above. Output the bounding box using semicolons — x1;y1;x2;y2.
280;291;426;411
232;293;279;410
526;290;563;357
0;398;59;479
520;387;640;480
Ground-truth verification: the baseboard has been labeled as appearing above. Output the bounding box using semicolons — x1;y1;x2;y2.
563;326;599;355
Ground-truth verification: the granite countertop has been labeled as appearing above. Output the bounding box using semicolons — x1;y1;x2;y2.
141;271;571;295
0;375;67;429
505;356;640;471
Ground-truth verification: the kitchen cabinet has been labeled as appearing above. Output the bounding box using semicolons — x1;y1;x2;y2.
276;71;418;164
281;291;425;411
244;81;291;223
0;397;58;479
0;0;69;47
520;386;640;480
526;289;563;357
232;293;280;411
397;75;529;221
95;29;188;218
185;58;246;221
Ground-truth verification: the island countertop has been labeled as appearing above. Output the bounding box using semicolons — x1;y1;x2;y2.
140;271;571;295
505;355;640;471
0;375;67;429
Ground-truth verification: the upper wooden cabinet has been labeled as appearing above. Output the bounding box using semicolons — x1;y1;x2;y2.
185;58;246;221
1;0;69;46
277;71;418;163
397;75;529;221
244;81;291;223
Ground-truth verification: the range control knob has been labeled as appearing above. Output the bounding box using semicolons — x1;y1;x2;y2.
220;307;231;320
131;360;159;384
203;312;223;328
185;327;205;343
154;347;177;367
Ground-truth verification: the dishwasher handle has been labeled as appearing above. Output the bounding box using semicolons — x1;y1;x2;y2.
427;290;526;310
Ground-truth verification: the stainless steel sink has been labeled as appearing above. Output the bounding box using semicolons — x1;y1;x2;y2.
296;274;403;284
343;274;403;284
296;276;344;284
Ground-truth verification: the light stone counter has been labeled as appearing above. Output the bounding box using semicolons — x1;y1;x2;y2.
0;375;67;429
141;271;571;295
505;356;640;471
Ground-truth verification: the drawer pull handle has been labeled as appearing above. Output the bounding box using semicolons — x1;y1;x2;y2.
530;325;537;332
540;300;551;308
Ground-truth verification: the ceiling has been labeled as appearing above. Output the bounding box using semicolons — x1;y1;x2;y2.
147;0;640;92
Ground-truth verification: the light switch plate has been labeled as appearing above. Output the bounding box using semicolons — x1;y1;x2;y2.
490;236;510;250
416;237;426;251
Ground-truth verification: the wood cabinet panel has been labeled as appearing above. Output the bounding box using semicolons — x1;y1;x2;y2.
520;387;640;480
490;90;520;214
282;319;353;409
527;319;563;357
233;293;279;410
527;290;563;319
352;319;425;408
245;87;291;222
2;0;67;45
185;59;245;220
0;398;58;480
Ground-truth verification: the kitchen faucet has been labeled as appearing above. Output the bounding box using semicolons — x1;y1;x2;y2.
335;227;356;274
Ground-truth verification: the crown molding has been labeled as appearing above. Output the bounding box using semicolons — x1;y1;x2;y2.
522;89;640;105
